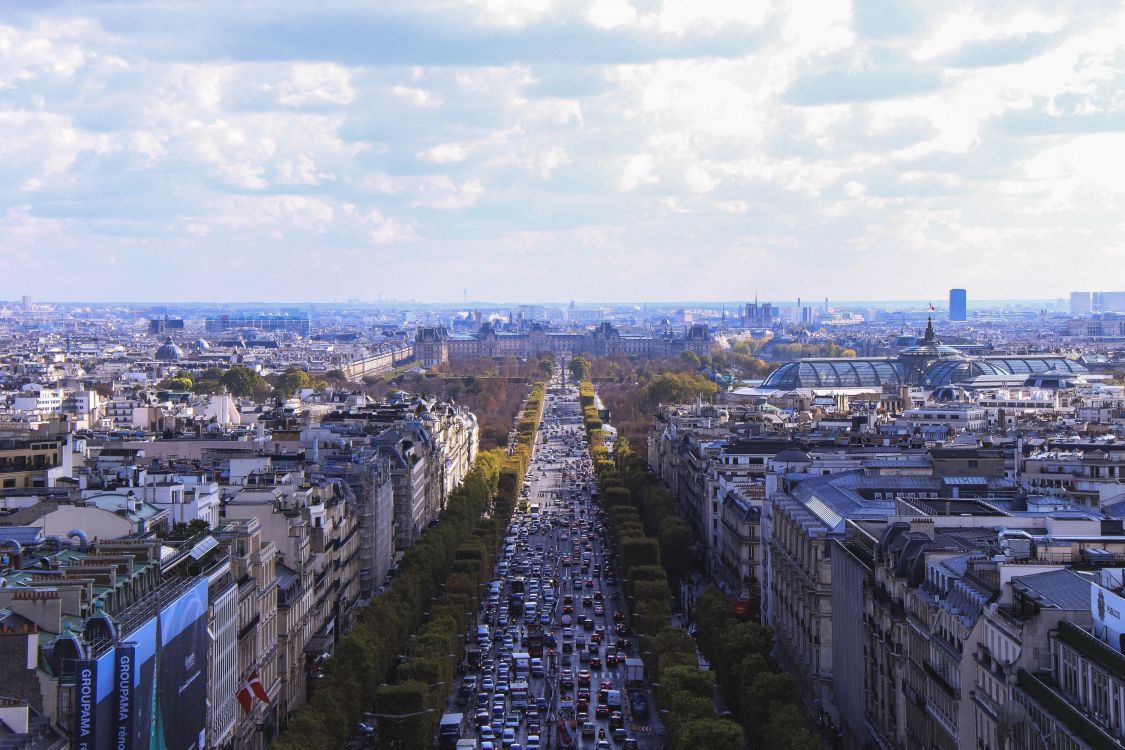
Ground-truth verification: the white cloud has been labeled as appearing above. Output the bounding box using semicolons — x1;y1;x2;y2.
279;63;356;106
392;84;442;108
619;153;659;191
410;177;485;209
420;143;469;163
587;0;636;30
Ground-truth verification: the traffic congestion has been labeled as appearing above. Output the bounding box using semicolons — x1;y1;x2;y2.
441;369;659;750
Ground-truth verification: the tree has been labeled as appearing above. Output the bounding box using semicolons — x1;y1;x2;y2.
658;517;695;584
325;368;347;384
162;518;210;540
537;358;555;378
680;350;701;367
221;366;270;399
742;670;799;734
603;487;631;508
620;537;660;573
763;701;819;750
275;367;313;398
158;375;194;392
640;372;718;408
569;356;591;382
676;718;743;750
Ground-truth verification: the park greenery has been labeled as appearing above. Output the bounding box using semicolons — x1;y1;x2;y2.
583;379;818;750
271;382;546;749
157;366;331;401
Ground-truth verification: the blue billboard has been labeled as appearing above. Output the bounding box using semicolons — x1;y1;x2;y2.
78;577;210;750
72;648;116;750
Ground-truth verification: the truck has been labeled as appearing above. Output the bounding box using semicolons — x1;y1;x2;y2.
510;680;530;710
526;624;544;658
438;712;463;747
511;651;531;680
624;657;645;686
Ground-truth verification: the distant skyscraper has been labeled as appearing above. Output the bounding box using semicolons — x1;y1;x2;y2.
948;289;967;321
1100;291;1125;312
1070;292;1092;315
20;295;30;313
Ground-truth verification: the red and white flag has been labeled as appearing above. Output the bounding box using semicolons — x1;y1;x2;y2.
237;671;271;713
249;671;271;705
236;682;253;714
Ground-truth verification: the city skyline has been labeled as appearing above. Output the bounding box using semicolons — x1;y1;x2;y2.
2;292;1098;305
2;1;1125;302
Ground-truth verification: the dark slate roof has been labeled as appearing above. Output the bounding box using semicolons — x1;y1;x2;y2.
1011;569;1095;611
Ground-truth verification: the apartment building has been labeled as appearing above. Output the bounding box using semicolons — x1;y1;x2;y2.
214;518;280;749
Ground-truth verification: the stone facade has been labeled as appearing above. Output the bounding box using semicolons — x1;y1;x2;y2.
414;320;713;365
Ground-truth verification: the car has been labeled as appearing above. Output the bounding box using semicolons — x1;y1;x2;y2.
595;703;610;718
610;711;624;728
578;670;591;686
585;579;595;588
623;740;639;750
590;656;602;669
581;722;596;738
612;727;628;743
615;622;629;636
560;614;572;626
629;692;648;718
501;730;516;749
612;611;625;622
526;735;542;750
596;741;611;750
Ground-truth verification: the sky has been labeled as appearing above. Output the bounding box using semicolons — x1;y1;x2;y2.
2;0;1124;304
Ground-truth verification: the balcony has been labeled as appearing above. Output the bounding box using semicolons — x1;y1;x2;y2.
1058;621;1125;683
1017;670;1122;750
923;661;960;699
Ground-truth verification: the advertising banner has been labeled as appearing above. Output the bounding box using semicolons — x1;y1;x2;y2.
72;578;210;750
72;658;98;750
154;578;209;750
1092;583;1125;652
114;643;136;750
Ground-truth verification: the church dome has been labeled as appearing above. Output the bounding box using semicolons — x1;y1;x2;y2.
154;337;184;361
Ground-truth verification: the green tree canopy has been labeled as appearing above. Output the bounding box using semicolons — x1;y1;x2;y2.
640;372;718;408
221;366;271;399
569;356;592;382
